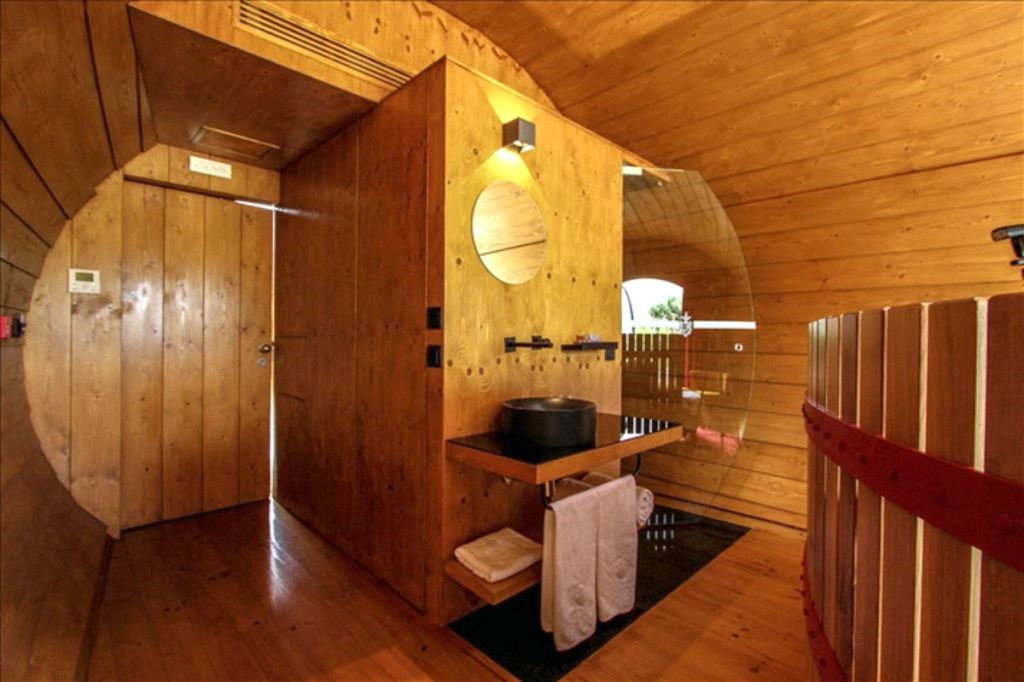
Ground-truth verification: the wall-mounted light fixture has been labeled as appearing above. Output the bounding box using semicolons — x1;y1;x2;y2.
502;117;535;153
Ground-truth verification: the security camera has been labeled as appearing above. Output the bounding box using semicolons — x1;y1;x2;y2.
992;224;1024;267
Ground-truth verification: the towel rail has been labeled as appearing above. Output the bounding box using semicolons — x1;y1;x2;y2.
539;457;643;508
540;481;555;508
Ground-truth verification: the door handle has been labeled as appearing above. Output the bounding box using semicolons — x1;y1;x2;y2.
259;343;273;353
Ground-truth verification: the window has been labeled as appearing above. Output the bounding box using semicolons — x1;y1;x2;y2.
621;278;684;334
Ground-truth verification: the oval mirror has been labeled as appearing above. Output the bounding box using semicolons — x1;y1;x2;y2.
471;180;546;285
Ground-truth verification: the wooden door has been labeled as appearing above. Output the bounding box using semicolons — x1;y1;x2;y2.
25;164;277;533
128;183;273;524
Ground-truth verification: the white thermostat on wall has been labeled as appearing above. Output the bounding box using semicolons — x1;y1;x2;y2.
68;268;101;294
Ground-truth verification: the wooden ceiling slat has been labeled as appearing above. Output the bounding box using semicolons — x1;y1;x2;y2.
0;0;114;216
0;121;66;245
725;155;1024;237
0;203;49;277
707;111;1024;208
637;20;1022;168
524;1;786;106
600;1;995;148
441;1;1022;209
85;0;143;169
138;69;158;150
565;1;907;131
675;63;1023;181
439;0;742;108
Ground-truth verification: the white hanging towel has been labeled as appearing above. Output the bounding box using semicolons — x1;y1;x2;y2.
582;471;655;527
541;484;600;651
595;475;638;622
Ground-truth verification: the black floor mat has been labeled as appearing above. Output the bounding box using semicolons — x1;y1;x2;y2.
449;506;749;682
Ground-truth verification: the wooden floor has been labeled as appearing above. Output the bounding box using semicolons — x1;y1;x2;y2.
86;501;507;682
567;530;811;681
88;501;809;682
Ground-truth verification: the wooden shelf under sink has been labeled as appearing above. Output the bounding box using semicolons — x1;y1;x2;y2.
444;559;542;606
446;524;544;606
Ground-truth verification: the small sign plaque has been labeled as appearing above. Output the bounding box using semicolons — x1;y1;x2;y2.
188;155;233;179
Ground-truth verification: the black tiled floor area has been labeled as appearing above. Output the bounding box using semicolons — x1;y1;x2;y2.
450;507;749;682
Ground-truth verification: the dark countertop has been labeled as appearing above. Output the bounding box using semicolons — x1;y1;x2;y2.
446;414;683;484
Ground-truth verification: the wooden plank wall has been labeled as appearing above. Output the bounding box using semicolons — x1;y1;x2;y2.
806;319;824;622
160;186;205;519
879;305;921;681
979;294;1024;682
920;299;977;681
806;293;1023;682
852;309;884;682
439;61;624;622
25;146;278;533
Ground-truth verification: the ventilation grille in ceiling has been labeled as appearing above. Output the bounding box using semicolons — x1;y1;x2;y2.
235;0;412;91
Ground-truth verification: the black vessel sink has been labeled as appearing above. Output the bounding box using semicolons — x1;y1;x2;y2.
500;397;597;448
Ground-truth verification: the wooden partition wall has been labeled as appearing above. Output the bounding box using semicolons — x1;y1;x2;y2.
438;61;624;622
275;58;625;623
275;60;443;612
804;293;1022;682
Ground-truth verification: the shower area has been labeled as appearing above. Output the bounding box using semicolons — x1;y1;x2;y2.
620;167;769;528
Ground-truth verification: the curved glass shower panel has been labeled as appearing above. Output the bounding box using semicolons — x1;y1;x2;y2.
621;167;755;523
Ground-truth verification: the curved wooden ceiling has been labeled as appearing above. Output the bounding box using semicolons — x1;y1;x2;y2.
437;1;1024;206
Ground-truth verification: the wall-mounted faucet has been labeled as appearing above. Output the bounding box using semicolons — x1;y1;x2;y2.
505;335;553;352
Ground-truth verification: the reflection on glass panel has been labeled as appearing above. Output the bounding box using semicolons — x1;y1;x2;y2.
621;167;755;522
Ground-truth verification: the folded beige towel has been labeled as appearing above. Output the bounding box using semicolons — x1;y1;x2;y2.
454;528;542;583
596;475;638;622
582;472;655;526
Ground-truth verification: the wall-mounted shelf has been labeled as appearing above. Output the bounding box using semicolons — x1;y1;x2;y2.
444;559;542;606
446;413;682;485
444;524;544;605
560;341;618;360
